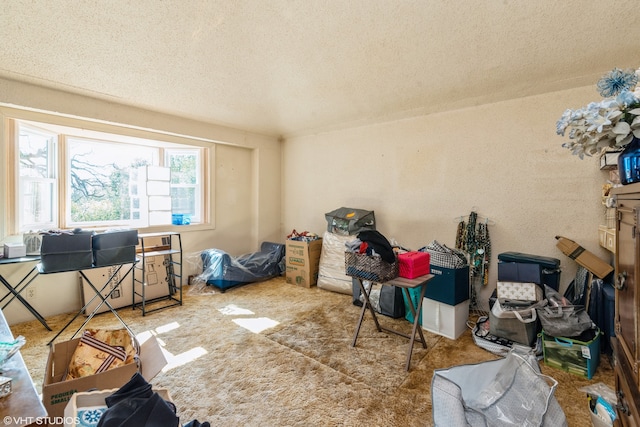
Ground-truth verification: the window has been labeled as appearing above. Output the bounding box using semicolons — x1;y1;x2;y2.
13;118;208;233
18;123;58;231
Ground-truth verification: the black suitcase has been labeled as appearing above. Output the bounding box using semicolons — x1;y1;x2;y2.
497;251;561;291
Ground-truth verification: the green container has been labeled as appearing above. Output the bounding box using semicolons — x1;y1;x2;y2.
541;328;601;379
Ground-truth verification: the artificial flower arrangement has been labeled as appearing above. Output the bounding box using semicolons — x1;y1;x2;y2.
557;67;640;158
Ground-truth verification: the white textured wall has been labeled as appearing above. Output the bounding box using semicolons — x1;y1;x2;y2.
0;79;281;325
282;85;612;309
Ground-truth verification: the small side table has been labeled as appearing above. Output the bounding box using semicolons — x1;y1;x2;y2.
352;273;434;371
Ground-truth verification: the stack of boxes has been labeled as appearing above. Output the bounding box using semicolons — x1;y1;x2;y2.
317;207;377;294
417;244;470;340
489;252;561;347
421;264;470;340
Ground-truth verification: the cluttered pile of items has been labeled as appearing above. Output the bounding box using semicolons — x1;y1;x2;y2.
467;240;617;426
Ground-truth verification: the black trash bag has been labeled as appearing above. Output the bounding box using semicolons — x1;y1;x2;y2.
97;372;178;427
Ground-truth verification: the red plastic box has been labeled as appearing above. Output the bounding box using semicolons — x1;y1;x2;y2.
398;251;430;279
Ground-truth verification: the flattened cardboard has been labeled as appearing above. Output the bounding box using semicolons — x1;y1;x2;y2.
555;236;613;279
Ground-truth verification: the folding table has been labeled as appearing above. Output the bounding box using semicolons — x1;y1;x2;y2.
43;260;138;346
352;273;434;371
0;256;51;331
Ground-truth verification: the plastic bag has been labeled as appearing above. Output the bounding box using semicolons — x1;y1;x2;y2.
432;350;567;426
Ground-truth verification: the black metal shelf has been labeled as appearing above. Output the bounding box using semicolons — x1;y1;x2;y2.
133;232;183;316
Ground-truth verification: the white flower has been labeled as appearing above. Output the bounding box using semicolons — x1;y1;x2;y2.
558;67;640;158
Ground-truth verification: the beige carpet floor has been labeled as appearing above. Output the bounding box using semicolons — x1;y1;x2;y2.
11;276;614;426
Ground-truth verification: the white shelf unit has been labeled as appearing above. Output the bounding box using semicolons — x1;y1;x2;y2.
133;232;183;315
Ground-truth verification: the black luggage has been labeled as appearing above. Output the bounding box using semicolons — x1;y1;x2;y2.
497;251;561;291
352;278;405;318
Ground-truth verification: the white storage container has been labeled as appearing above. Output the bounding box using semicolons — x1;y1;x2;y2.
421;298;469;339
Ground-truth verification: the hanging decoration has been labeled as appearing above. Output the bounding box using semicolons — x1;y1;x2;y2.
455;209;493;286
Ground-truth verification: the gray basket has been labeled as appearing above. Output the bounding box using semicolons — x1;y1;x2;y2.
345;252;398;283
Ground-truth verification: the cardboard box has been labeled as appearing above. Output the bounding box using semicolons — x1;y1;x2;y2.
285;239;323;287
425;265;469;305
555;236;614;279
43;332;167;420
63;387;172;427
80;256;173;315
134;255;174;299
3;242;26;258
421;298;469;340
92;230;138;267
600;151;621;170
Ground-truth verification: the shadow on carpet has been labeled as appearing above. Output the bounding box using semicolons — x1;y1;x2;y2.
262;304;441;392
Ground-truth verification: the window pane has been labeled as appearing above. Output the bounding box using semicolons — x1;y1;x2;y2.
18;124;57;231
171;187;195;215
68;138;156;224
21;179;55;226
167;149;200;221
169;151;197;184
19;126;54;178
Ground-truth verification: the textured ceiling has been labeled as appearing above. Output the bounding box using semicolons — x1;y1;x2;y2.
1;1;640;138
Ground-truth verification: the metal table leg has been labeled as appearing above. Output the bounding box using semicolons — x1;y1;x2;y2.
47;263;136;346
403;283;428;371
351;278;382;346
0;267;51;331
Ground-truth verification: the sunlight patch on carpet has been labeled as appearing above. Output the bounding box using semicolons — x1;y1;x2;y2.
219;304;255;316
162;346;208;372
233;317;280;333
156;321;180;334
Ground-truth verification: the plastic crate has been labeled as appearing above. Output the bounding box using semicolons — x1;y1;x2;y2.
344;252;398;283
541;328;601;379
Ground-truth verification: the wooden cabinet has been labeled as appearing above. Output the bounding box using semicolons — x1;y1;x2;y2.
612;183;640;424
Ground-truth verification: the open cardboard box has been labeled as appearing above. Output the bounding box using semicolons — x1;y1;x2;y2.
43;331;167;421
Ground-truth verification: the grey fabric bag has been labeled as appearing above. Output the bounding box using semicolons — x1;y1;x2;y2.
431;350;567;427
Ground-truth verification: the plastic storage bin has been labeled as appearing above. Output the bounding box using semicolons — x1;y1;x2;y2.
425;265;469;305
40;231;93;273
421;298;469;340
542;328;601;379
92;229;138;267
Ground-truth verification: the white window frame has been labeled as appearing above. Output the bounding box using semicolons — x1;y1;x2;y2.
4;110;213;235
